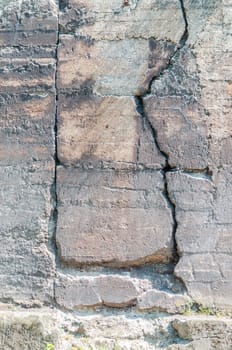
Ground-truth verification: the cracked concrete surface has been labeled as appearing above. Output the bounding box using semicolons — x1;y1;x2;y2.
57;0;232;310
0;0;232;348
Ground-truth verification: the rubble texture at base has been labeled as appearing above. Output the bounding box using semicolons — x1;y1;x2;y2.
0;0;232;348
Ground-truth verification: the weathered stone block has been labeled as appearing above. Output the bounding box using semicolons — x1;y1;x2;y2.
0;78;56;303
215;167;232;224
144;49;208;169
0;0;58;46
57;94;164;167
167;172;216;254
174;253;232;308
167;167;232;308
172;317;232;342
0;92;55;164
56;167;174;267
55;274;150;309
167;172;214;212
138;289;190;314
0;164;55;304
59;0;185;42
57;35;176;96
0;58;56;93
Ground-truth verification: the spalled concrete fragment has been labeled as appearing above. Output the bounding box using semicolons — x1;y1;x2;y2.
55;274;148;309
57;94;164;167
57;35;176;96
56;168;174;267
138;289;190;314
0;0;58;46
59;0;185;42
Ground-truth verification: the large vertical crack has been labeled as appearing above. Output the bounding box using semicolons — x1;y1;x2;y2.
179;0;189;47
135;0;189;263
50;2;60;302
54;16;60;263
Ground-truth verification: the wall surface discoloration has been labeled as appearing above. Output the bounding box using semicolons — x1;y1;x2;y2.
0;0;232;348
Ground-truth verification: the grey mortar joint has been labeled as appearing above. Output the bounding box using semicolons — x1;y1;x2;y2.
134;0;189;263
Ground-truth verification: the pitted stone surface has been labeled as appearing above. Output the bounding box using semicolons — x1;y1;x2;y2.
58;35;176;96
57;94;164;167
0;94;56;302
59;0;185;42
0;0;57;304
0;0;232;343
167;170;232;307
138;289;190;314
172;317;232;349
154;0;232;308
1;311;232;350
144;48;208;169
55;274;151;309
0;0;58;46
56;167;174;266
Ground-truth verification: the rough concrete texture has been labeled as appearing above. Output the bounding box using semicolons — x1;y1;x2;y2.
0;0;57;304
0;0;232;348
0;310;232;350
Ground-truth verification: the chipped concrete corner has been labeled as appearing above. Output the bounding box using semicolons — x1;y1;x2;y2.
0;0;232;349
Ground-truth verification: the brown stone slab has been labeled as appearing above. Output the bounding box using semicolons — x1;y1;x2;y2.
56;168;174;267
0;58;56;93
55;274;148;309
144;48;208;169
59;0;184;42
57;94;164;168
0;92;55;164
57;35;176;96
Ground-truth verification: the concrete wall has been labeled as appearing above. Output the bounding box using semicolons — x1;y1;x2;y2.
0;0;232;349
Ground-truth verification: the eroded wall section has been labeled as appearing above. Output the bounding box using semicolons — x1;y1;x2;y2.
0;0;58;304
0;1;232;348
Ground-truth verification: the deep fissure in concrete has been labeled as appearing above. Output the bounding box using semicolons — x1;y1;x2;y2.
134;0;189;264
51;5;60;276
53;0;190;271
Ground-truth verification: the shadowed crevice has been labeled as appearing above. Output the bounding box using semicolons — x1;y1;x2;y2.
134;0;189;265
50;1;61;302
